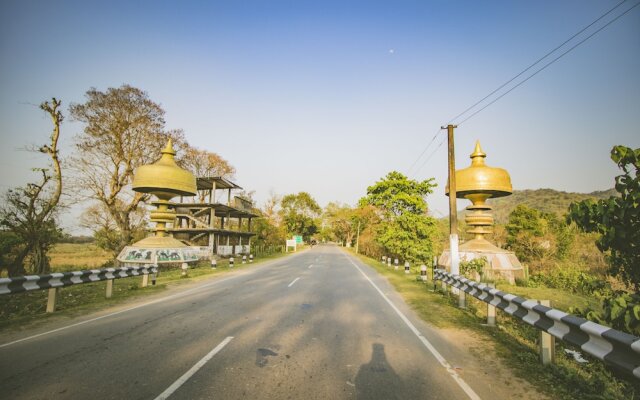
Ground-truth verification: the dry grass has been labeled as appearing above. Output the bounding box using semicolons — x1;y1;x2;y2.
49;243;113;270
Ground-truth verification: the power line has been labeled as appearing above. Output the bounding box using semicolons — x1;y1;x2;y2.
457;0;640;126
447;0;629;125
406;129;441;176
414;134;446;176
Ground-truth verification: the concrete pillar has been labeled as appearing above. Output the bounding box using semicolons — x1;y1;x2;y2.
181;262;188;276
539;300;555;365
242;255;247;264
46;287;59;313
229;257;234;268
404;261;410;274
249;254;254;263
142;274;149;288
106;279;113;298
211;258;217;269
420;265;427;281
394;258;399;270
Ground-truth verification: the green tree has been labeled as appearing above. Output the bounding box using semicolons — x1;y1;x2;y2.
568;145;640;289
359;171;437;263
505;204;573;267
0;98;64;276
279;192;321;241
323;202;356;246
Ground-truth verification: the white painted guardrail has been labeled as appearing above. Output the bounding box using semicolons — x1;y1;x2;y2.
0;265;158;312
434;268;640;379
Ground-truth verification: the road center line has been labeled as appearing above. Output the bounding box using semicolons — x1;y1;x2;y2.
288;277;301;287
154;336;234;400
344;254;481;400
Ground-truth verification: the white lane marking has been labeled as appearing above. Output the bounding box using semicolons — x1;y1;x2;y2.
288;277;301;287
308;264;313;269
344;254;481;400
154;336;233;400
0;255;299;348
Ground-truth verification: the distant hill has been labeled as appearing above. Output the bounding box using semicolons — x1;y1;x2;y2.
460;188;617;225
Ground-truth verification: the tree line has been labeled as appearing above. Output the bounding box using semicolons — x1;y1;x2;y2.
1;84;638;337
1;85;235;276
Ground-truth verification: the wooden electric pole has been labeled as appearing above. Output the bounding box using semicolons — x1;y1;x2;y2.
442;124;460;275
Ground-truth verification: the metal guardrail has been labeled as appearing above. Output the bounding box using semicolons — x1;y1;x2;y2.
434;268;640;379
0;265;157;295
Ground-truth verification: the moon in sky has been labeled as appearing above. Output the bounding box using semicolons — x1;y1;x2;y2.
389;49;395;54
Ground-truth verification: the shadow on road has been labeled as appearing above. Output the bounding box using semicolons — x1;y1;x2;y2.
355;343;403;400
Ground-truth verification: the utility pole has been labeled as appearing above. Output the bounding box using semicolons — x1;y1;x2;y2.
355;220;361;254
442;124;460;276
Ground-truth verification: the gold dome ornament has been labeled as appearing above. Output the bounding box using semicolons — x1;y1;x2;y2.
446;141;512;242
117;139;199;265
440;141;524;283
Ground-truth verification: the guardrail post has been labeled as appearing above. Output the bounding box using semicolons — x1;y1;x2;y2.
106;279;113;298
458;285;466;309
211;258;217;269
181;262;188;276
441;280;447;294
229;257;234;268
420;265;427;281
539;300;555;365
142;274;149;288
242;255;247;264
249;254;254;263
394;258;399;270
46;288;59;313
404;261;410;274
387;257;391;267
486;283;496;327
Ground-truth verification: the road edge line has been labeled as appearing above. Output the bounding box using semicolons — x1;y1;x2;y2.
344;254;481;400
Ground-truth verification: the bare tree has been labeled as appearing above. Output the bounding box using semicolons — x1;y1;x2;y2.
0;98;63;276
69;85;184;253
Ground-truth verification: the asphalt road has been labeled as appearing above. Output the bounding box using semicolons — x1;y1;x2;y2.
0;245;491;400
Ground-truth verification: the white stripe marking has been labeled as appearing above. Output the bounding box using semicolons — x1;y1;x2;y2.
154;336;233;400
308;264;313;269
344;254;481;400
288;277;301;287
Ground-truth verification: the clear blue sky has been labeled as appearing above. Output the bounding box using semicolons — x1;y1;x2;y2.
1;0;639;231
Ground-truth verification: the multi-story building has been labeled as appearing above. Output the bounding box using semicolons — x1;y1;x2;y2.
171;176;258;257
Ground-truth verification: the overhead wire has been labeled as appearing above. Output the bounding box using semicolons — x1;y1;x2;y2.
456;0;640;126
405;129;441;176
408;1;639;174
414;134;446;176
446;0;629;125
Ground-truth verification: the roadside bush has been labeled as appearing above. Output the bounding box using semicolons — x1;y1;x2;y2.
573;291;640;337
528;266;608;295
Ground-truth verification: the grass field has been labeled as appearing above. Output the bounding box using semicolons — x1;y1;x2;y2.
352;251;640;400
49;243;113;270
